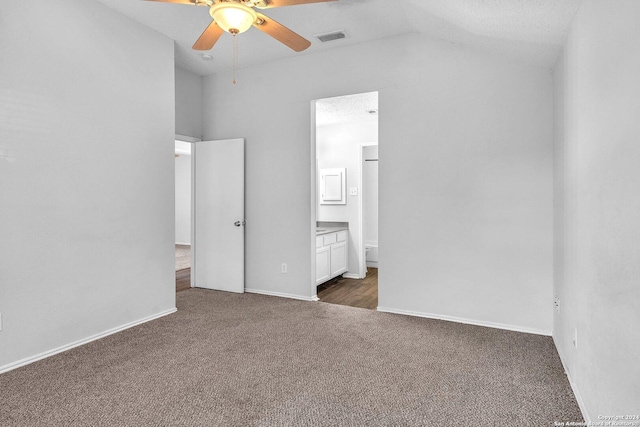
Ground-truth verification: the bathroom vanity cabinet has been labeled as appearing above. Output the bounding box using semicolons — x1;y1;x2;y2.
316;229;348;285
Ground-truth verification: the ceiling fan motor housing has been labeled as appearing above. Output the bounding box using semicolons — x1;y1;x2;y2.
210;2;258;33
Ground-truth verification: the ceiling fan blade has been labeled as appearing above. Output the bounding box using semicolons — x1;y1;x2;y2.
144;0;197;5
253;13;311;52
193;21;224;50
258;0;337;9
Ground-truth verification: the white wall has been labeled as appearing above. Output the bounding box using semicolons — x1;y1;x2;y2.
175;154;191;245
175;66;203;139
0;0;175;370
203;32;554;333
553;0;640;418
317;120;378;275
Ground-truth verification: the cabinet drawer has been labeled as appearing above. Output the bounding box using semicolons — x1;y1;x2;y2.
316;236;324;248
336;230;347;242
323;233;337;246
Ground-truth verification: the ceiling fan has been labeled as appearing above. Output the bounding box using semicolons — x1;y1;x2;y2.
146;0;337;52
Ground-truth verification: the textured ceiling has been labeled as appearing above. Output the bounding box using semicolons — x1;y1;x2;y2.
94;0;582;76
316;91;378;127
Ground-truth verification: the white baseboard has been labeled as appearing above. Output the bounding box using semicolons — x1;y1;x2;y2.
175;242;191;246
376;306;552;336
343;273;360;279
552;335;590;423
366;261;378;268
0;308;177;375
245;288;317;302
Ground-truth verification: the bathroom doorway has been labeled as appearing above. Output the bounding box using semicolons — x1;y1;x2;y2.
312;91;379;309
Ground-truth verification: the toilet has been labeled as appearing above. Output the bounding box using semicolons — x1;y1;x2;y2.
365;243;378;269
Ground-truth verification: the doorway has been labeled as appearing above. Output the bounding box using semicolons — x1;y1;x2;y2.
175;137;195;292
312;91;379;309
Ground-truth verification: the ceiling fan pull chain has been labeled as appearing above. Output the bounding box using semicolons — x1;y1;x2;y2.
232;30;239;85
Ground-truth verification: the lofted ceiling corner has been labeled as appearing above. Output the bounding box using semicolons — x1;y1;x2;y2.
94;0;583;76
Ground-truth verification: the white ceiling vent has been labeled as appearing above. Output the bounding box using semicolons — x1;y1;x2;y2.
315;30;348;43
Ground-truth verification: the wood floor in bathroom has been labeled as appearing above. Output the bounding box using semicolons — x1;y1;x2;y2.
317;268;378;310
178;267;379;311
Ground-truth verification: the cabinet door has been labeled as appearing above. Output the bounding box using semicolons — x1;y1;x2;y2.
316;246;331;285
320;168;346;205
330;241;347;277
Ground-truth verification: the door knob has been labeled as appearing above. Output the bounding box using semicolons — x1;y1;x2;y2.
234;220;246;227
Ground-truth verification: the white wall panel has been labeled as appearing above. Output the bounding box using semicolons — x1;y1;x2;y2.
0;0;175;369
202;32;553;333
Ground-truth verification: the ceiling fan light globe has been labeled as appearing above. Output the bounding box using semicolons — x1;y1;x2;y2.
210;3;257;34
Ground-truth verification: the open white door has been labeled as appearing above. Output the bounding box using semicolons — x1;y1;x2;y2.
192;138;245;293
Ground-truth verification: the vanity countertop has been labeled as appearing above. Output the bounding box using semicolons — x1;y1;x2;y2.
316;226;348;236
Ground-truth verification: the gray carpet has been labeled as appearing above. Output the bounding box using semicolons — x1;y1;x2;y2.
0;289;583;426
175;244;190;271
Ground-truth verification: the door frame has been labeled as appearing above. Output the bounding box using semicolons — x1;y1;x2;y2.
309;102;319;299
309;93;379;298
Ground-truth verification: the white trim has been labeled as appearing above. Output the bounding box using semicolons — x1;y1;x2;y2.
552;335;590;423
376;306;552;336
310;100;319;304
175;134;201;143
175;241;191;246
245;288;317;302
0;308;177;375
343;273;360;279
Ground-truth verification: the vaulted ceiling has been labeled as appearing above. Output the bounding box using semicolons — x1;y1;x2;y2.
95;0;582;76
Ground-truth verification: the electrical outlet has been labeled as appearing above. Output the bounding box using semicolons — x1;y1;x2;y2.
554;296;560;314
281;263;288;274
349;187;358;196
573;328;578;349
